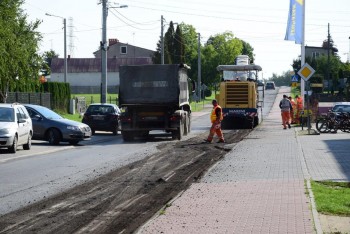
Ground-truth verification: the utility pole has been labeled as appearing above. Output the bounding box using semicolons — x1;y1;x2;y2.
63;18;67;83
327;23;330;94
101;0;108;103
348;36;350;63
300;0;305;107
161;15;164;64
197;33;201;102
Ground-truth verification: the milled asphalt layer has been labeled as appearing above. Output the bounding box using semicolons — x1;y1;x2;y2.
138;87;350;234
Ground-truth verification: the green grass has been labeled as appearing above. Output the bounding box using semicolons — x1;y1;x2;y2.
55;109;83;122
311;180;350;216
63;93;216;121
71;94;119;105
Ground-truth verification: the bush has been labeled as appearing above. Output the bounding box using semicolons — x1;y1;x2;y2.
204;89;212;97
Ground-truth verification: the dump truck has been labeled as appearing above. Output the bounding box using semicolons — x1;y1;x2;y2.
216;56;263;129
118;64;192;141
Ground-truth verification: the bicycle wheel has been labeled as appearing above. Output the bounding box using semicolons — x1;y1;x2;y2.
329;120;338;133
316;118;330;133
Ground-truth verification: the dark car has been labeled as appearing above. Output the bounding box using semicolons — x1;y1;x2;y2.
331;102;350;120
24;104;92;145
257;80;264;87
265;81;276;90
82;103;121;135
331;102;350;113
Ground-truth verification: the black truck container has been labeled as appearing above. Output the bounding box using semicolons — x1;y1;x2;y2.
119;64;191;141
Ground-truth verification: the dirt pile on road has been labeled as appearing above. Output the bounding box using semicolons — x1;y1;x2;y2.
0;130;250;234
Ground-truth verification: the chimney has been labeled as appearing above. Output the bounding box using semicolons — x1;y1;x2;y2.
109;38;119;46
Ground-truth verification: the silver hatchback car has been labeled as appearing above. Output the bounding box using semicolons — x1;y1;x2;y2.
0;103;33;153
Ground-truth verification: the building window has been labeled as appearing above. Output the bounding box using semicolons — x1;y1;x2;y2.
312;52;320;59
120;46;127;54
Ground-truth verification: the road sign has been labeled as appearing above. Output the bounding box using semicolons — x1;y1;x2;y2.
291;75;298;82
291;82;298;87
297;63;315;81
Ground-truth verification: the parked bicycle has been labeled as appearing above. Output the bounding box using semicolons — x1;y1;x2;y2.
316;111;350;133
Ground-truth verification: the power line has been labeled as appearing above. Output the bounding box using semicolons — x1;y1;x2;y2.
107;3;159;26
126;3;350;28
108;9;159;30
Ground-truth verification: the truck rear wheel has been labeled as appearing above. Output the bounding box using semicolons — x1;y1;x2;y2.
172;121;184;140
254;116;259;128
184;114;190;136
122;131;134;141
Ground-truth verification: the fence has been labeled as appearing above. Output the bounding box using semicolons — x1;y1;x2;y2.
74;96;119;114
6;92;51;108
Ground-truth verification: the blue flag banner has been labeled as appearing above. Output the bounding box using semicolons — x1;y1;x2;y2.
285;0;303;44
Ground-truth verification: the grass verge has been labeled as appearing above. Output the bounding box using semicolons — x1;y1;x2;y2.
311;180;350;216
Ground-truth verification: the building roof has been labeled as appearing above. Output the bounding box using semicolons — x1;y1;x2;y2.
51;57;153;73
93;39;154;57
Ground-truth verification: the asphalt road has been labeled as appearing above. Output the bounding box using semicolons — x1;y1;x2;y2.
0;88;277;216
0;109;210;215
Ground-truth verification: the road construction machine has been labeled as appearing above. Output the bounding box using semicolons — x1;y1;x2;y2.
216;55;263;129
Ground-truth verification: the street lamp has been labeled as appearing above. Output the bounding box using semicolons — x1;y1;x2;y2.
100;1;128;103
45;13;67;83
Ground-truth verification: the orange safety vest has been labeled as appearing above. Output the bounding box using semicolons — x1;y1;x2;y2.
296;97;303;109
210;105;223;123
290;99;296;109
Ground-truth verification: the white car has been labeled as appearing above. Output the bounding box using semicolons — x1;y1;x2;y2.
0;103;33;153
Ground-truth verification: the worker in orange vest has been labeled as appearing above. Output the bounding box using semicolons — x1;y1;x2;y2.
279;95;293;129
204;99;225;143
288;96;296;124
295;95;303;124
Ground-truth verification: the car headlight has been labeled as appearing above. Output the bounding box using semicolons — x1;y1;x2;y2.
67;126;80;131
0;128;10;134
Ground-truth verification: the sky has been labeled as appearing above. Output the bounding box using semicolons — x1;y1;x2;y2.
23;0;350;80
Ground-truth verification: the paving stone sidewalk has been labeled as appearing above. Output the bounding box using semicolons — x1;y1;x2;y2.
138;87;350;234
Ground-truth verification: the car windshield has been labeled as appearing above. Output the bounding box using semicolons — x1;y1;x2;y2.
332;105;350;112
0;107;14;122
87;105;115;114
33;106;63;119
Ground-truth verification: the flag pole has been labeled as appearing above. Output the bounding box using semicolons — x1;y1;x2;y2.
300;0;306;106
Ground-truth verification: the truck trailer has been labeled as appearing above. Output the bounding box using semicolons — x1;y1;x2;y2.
118;64;192;141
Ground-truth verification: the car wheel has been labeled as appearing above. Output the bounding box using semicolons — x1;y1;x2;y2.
23;133;32;150
112;125;118;135
69;140;80;145
48;128;61;145
122;131;133;141
8;136;18;153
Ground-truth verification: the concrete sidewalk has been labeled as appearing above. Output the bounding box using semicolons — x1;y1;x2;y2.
139;87;350;234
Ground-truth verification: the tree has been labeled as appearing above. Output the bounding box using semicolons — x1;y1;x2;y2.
269;71;293;86
151;38;161;64
152;21;185;65
164;21;176;64
179;23;198;63
178;23;198;81
41;50;59;76
240;40;255;63
202;31;243;88
321;35;338;55
0;0;42;102
173;26;185;64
